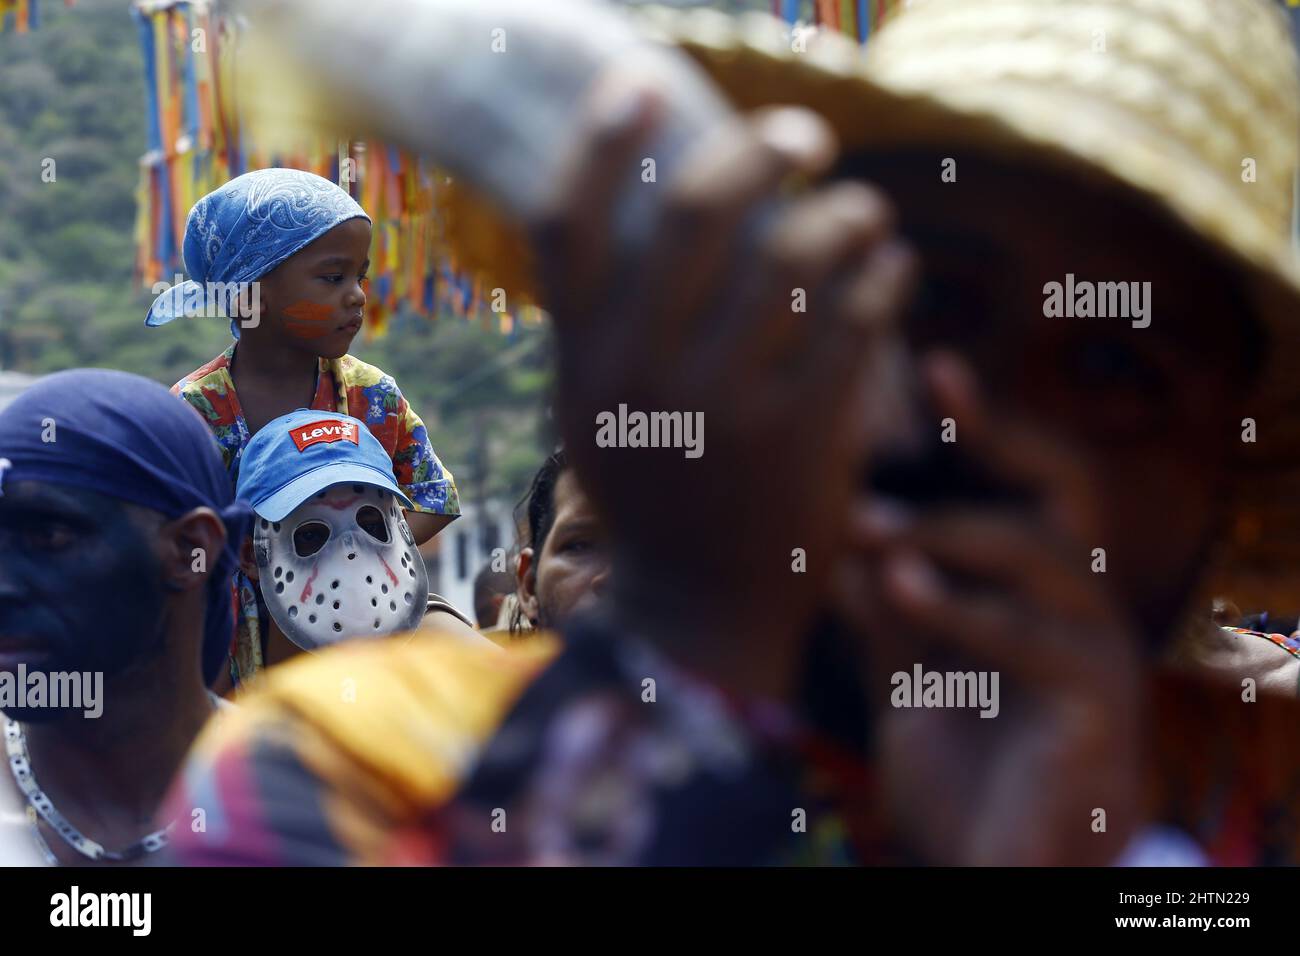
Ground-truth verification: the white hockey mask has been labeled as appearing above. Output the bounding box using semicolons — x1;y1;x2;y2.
253;483;428;650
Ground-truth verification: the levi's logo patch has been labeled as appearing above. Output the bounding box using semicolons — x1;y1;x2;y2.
291;420;360;451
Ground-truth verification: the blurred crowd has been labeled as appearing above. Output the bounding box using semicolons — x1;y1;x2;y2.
3;0;1300;867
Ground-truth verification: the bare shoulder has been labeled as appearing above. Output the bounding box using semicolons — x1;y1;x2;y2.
419;609;506;652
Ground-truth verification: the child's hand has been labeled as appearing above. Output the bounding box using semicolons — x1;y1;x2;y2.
405;511;451;547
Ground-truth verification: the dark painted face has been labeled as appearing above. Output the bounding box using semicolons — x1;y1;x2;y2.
838;151;1258;643
0;481;168;718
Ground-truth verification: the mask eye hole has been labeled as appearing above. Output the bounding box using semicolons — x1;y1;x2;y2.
293;520;331;557
357;506;389;543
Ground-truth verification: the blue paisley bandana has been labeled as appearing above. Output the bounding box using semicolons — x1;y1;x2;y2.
144;168;370;337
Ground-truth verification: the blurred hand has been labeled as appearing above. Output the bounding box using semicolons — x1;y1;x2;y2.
532;79;916;654
835;353;1146;865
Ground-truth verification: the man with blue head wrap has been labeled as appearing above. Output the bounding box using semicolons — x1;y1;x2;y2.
0;369;252;865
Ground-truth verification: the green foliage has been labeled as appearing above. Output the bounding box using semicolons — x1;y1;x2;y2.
0;0;555;504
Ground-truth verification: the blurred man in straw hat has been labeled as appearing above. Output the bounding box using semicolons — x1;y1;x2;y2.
169;0;1300;866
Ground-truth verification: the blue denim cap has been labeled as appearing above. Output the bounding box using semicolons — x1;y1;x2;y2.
236;409;412;521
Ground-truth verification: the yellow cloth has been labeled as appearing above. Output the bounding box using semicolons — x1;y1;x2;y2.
181;627;559;863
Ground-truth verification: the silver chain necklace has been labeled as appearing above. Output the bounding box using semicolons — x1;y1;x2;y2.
4;718;172;863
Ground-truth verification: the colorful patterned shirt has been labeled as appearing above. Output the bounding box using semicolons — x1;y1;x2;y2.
173;342;460;684
1223;626;1300;660
172;343;459;516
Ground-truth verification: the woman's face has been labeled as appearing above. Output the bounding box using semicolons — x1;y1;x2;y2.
519;472;611;630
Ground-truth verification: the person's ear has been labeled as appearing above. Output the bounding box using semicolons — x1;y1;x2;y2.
159;507;228;593
243;269;279;335
516;547;540;626
240;535;261;582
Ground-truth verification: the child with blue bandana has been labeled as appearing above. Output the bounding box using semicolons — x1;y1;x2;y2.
146;167;460;685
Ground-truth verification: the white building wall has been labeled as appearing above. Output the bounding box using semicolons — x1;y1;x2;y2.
426;497;517;625
0;371;37;412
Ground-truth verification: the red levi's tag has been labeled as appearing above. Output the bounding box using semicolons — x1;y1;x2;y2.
291;420;360;451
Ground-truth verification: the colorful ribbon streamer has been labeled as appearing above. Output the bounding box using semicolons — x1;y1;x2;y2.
0;0;74;34
129;0;540;336
771;0;895;40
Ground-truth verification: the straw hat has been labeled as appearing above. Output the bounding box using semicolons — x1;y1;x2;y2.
241;0;1300;610
634;0;1300;611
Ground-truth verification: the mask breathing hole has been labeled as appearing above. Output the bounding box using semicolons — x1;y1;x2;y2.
371;598;378;607
309;614;317;623
373;619;381;629
333;601;340;610
315;594;324;605
285;571;294;583
274;582;284;594
389;600;397;611
288;606;298;618
274;566;282;578
381;584;389;594
348;553;356;560
404;592;412;604
333;622;343;632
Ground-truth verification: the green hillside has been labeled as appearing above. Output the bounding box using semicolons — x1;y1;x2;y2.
0;0;556;503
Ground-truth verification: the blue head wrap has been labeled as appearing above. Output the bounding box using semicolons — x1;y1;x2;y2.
0;369;254;685
144;167;370;338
